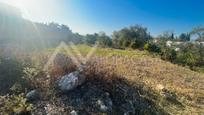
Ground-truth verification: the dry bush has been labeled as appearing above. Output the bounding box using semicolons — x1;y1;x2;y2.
78;54;204;114
80;59;167;114
0;94;32;114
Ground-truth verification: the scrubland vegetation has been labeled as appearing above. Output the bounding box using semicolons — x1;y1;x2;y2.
1;3;204;115
1;45;204;114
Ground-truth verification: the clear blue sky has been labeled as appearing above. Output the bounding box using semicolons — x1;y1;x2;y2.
1;0;204;36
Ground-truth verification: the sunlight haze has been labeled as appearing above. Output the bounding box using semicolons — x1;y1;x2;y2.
0;0;204;35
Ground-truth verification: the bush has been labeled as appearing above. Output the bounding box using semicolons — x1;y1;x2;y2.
0;94;32;114
22;67;52;94
169;50;177;62
0;57;25;95
177;52;197;68
131;39;145;49
144;43;161;53
161;48;177;62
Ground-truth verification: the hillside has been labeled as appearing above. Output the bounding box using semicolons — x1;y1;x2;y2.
12;44;201;114
0;44;204;114
65;45;204;114
0;3;83;50
0;2;204;115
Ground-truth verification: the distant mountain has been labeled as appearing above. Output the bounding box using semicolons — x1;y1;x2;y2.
0;3;83;50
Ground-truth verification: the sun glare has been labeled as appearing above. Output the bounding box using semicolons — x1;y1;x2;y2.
6;0;37;19
0;0;55;21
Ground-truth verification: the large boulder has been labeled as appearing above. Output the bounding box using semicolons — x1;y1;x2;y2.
26;90;40;102
57;71;85;92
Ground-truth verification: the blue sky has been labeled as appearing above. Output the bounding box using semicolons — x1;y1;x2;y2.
1;0;204;36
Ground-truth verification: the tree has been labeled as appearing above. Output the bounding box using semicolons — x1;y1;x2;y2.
85;33;98;45
179;33;191;41
112;25;151;49
191;26;204;41
158;31;175;40
98;32;112;47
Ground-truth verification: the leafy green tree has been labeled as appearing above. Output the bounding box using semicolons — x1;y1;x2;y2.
85;33;98;45
179;33;191;41
112;25;151;49
98;32;112;47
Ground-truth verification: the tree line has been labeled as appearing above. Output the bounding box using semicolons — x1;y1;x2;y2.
1;3;204;71
83;25;204;71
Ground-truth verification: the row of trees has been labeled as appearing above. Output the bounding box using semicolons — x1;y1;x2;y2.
1;3;204;50
1;3;204;71
85;25;204;48
85;25;152;49
84;25;204;71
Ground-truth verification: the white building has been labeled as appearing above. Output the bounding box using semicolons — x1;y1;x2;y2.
166;41;173;47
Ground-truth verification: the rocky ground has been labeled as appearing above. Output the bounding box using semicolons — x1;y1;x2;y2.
31;75;166;115
2;46;204;114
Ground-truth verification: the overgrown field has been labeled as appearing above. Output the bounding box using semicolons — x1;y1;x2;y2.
0;44;204;114
57;44;204;114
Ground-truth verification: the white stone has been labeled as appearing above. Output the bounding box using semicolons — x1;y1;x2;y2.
58;71;85;92
97;100;108;112
175;48;180;51
70;110;78;115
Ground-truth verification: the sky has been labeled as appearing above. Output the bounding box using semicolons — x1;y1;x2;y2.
0;0;204;36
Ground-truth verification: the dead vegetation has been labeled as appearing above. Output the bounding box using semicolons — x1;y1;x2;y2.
1;45;204;114
27;45;204;114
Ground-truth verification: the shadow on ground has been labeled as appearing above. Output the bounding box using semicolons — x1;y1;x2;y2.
58;72;169;115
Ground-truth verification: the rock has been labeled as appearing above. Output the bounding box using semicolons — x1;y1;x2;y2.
97;99;108;112
26;90;40;102
57;71;85;92
96;94;113;112
61;82;113;114
166;41;172;47
70;110;78;115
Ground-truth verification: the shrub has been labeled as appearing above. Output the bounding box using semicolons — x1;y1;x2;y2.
131;39;146;49
0;57;24;95
144;43;161;53
161;48;177;62
22;67;40;88
0;94;32;114
177;52;196;68
22;67;51;93
169;50;177;62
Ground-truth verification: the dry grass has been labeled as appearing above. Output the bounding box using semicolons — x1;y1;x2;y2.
58;44;204;114
15;44;204;114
